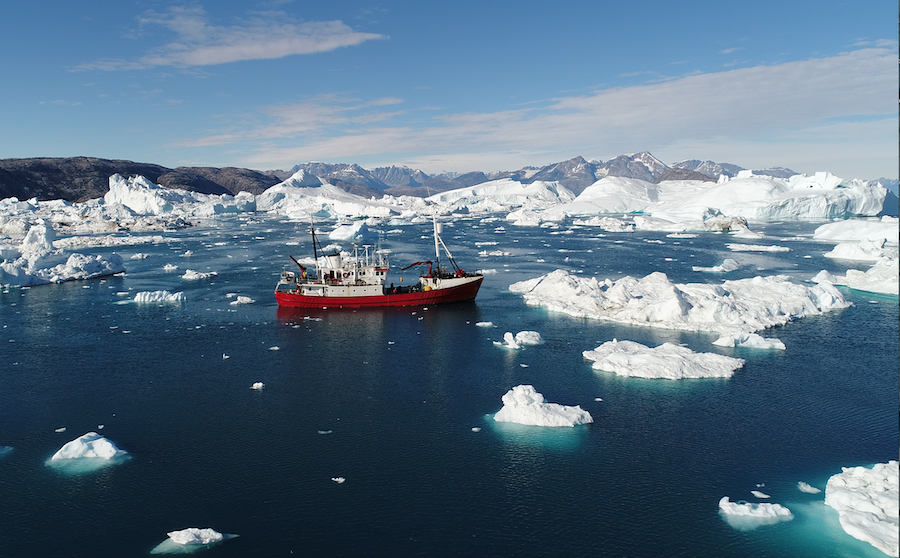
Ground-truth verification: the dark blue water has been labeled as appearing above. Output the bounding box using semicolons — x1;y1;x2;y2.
0;217;896;557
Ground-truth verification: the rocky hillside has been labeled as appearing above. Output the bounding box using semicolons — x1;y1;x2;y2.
0;152;797;203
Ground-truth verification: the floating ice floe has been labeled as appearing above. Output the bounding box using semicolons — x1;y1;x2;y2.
475;321;494;327
583;339;745;379
726;243;790;252
718;496;793;531
493;385;593;427
47;432;129;474
134;290;185;303
229;295;254;305
332;477;346;484
812;258;899;295
711;332;785;350
493;331;543;349
250;382;265;390
181;269;217;280
798;481;821;494
692;258;741;273
510;269;848;339
823;237;898;261
151;528;236;554
751;490;770;499
824;460;899;557
813;216;899;243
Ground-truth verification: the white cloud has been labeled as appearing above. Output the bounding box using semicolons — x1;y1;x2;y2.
73;6;385;71
192;48;896;177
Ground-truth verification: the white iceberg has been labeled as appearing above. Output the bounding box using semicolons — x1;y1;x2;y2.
711;332;785;350
824;461;899;557
134;290;185;303
812;258;899;295
182;269;217;280
583;339;745;379
509;269;848;338
493;330;543;349
493;385;593;427
718;496;793;531
47;432;129;474
824;237;897;261
813;216;899;243
151;528;236;554
692;258;741;273
798;481;821;494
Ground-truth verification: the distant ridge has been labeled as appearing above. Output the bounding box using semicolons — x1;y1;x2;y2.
0;153;806;203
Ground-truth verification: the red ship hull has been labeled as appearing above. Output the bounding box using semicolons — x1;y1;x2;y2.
275;276;483;309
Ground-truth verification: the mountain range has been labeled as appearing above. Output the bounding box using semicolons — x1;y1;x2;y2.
0;151;851;204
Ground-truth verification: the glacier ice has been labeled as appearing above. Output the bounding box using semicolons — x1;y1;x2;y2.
583;339;745;379
824;460;899;557
718;496;793;531
493;385;593;427
509;269;849;339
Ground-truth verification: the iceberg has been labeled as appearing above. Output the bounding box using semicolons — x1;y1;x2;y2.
47;432;129;474
798;481;821;494
823;238;897;261
134;290;185;303
824;461;899;557
813;216;899;244
812;258;899;296
493;330;543;349
493;385;593;427
711;332;785;350
718;496;793;531
151;528;236;554
583;339;745;379
509;269;849;338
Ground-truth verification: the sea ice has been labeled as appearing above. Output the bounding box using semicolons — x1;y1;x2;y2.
823;237;897;261
718;496;793;531
824;460;899;557
181;269;217;280
692;258;741;273
47;432;129;474
509;269;848;338
151;527;235;554
798;481;821;494
812;258;899;295
583;339;744;379
134;290;185;303
493;331;543;349
711;332;785;350
493;385;593;427
726;243;790;252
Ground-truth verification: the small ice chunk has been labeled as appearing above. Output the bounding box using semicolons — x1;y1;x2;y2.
712;332;785;350
182;269;217;280
163;264;178;271
332;477;346;484
167;528;224;545
494;331;543;349
751;490;770;498
475;321;494;327
55;427;66;433
134;290;185;303
471;427;481;432
718;496;793;531
229;296;254;305
51;432;127;460
269;346;279;351
250;382;265;390
493;385;593;427
798;481;821;494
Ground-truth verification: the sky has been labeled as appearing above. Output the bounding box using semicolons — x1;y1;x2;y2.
1;0;897;180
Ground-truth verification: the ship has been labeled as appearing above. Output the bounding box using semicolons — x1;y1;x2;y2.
274;217;483;309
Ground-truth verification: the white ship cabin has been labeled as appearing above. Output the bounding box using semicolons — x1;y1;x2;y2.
310;245;389;286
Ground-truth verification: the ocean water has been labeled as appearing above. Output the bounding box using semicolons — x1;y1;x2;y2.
0;216;896;558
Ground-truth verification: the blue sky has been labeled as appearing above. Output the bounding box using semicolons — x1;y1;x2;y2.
1;1;897;179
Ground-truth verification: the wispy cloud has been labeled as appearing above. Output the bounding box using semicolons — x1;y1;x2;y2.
72;6;385;71
188;48;896;173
